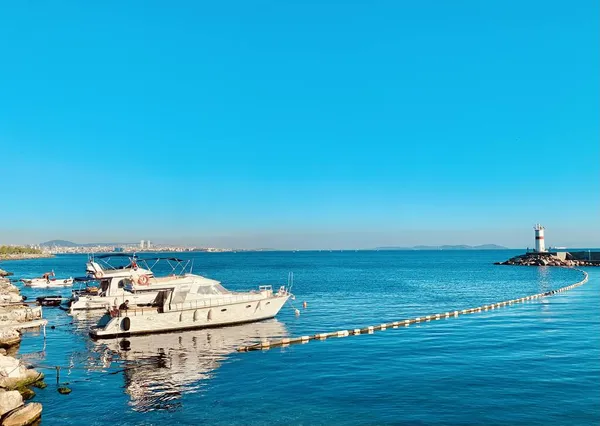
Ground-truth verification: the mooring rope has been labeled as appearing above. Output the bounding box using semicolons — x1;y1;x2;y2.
237;268;590;352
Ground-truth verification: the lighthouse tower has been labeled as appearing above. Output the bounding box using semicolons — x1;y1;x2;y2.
534;224;546;253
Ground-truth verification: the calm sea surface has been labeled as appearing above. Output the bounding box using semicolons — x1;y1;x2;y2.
4;250;599;425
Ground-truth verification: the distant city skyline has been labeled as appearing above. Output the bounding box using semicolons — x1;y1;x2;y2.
1;225;598;250
0;1;598;250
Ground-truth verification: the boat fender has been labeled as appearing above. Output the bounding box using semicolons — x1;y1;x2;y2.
121;317;131;331
138;275;149;286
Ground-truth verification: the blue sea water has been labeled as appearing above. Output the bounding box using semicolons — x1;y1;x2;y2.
4;250;599;425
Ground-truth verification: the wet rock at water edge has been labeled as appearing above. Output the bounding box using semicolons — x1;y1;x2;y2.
30;381;46;390
0;269;14;277
57;386;71;395
0;354;44;390
16;387;35;401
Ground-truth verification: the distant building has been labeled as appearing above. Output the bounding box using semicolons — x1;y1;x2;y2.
147;240;152;250
140;240;145;250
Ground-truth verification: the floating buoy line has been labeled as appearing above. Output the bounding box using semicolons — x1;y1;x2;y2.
237;268;589;352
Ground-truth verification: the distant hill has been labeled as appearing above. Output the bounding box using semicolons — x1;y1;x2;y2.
376;244;508;251
40;240;132;247
40;240;78;247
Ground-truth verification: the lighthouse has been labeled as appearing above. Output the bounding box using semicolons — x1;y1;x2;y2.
534;224;546;253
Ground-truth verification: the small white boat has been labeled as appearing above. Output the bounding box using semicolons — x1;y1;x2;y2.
22;271;73;288
89;281;291;338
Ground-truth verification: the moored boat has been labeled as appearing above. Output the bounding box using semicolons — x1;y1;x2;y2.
70;254;203;311
22;271;73;288
36;295;66;307
89;279;291;338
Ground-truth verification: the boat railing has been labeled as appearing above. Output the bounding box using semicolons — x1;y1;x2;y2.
116;307;160;317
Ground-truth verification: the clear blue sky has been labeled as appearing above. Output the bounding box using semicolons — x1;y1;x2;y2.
0;1;598;249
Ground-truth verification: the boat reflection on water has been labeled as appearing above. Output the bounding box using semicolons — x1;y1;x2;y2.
92;319;288;412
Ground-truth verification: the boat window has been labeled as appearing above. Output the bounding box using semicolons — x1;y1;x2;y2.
195;286;214;295
118;279;132;289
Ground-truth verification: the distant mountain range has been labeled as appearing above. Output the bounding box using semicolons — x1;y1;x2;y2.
376;244;508;251
40;240;133;247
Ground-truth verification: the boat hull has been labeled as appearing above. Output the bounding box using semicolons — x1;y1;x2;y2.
24;278;73;288
90;295;290;338
36;296;65;307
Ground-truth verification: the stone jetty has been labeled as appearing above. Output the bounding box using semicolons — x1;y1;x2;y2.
0;271;46;425
495;253;599;267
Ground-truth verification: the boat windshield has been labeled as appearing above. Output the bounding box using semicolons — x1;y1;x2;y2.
195;284;230;295
213;284;230;294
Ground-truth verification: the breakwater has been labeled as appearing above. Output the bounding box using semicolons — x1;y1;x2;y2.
496;252;599;267
237;268;589;352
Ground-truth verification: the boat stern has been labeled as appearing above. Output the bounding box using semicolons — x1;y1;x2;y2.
89;310;124;339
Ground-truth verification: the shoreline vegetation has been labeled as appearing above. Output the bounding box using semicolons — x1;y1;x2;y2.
0;246;53;261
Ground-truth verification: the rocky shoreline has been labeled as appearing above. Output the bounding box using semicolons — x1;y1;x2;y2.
0;271;46;425
495;253;599;267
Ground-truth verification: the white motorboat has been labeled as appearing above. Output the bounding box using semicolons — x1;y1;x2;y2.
70;254;206;311
22;271;73;288
89;278;291;338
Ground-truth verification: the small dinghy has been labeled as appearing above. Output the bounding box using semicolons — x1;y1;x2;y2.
22;271;74;288
36;296;66;307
